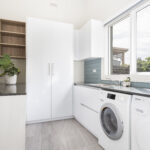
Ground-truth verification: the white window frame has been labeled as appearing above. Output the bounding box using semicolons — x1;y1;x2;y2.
102;0;150;82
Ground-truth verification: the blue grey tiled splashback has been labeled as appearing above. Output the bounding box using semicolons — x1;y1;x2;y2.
84;58;101;84
84;58;150;88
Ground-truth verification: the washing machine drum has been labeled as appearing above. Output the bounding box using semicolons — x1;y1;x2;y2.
100;104;123;140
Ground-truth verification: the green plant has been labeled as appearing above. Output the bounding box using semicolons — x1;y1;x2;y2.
137;57;150;72
124;77;130;82
0;54;20;77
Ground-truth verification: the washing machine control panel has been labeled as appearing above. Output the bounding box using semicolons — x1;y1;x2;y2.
107;93;116;100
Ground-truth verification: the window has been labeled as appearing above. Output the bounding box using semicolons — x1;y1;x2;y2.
106;1;150;77
137;5;150;72
110;17;130;74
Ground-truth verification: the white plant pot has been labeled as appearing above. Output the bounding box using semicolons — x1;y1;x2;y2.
5;75;17;85
122;81;131;87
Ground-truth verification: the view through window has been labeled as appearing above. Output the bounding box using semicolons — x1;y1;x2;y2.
137;5;150;72
111;17;130;74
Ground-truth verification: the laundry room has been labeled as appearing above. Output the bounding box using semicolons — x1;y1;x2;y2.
0;0;150;150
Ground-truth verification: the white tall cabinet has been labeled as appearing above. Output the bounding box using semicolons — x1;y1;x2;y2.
26;18;73;122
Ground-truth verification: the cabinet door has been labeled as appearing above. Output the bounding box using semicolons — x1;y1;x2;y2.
74;20;104;60
27;18;53;122
80;103;99;137
81;86;101;112
78;22;91;59
0;96;26;150
50;23;73;119
91;20;104;57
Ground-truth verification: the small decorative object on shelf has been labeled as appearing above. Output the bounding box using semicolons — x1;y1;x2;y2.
122;77;131;87
0;54;20;84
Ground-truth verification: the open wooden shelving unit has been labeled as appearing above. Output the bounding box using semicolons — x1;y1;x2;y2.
0;19;26;59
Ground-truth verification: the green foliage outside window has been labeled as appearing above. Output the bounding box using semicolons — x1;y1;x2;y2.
137;57;150;72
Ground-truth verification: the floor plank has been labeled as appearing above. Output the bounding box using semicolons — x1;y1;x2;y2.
26;119;103;150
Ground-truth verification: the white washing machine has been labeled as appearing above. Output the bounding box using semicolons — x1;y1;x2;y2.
131;95;150;150
98;90;131;150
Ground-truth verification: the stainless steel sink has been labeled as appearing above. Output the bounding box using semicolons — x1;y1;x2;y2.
86;83;115;88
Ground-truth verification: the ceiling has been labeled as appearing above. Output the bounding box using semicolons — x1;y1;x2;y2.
86;0;136;21
0;0;136;28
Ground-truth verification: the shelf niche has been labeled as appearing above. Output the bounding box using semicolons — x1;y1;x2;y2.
0;19;26;59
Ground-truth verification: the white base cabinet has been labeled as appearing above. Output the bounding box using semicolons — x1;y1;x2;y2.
0;95;26;150
73;86;101;137
131;95;150;150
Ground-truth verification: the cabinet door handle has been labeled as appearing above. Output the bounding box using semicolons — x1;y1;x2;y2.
48;63;51;76
136;108;144;113
80;103;99;114
51;63;54;76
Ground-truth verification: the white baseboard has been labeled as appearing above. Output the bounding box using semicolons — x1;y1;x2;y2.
26;116;74;125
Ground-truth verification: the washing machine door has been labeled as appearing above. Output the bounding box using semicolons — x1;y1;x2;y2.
100;103;123;140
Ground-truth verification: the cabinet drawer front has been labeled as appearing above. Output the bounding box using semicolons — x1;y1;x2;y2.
80;87;101;112
80;103;99;114
80;102;100;137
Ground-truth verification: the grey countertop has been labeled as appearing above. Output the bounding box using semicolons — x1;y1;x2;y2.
74;83;150;97
0;83;26;96
1;82;149;97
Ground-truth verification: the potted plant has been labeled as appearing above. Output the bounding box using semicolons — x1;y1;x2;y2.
0;54;20;84
122;77;131;87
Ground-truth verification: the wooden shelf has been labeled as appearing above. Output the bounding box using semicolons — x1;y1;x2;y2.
10;56;26;59
0;19;26;59
1;19;25;26
0;43;25;48
0;55;26;59
0;30;25;37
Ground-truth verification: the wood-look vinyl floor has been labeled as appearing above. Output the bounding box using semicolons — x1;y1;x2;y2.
26;119;103;150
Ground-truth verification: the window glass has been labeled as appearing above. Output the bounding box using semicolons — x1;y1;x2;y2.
137;5;150;72
110;17;130;74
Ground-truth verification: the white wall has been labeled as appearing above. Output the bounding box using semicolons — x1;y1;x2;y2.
0;0;137;28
